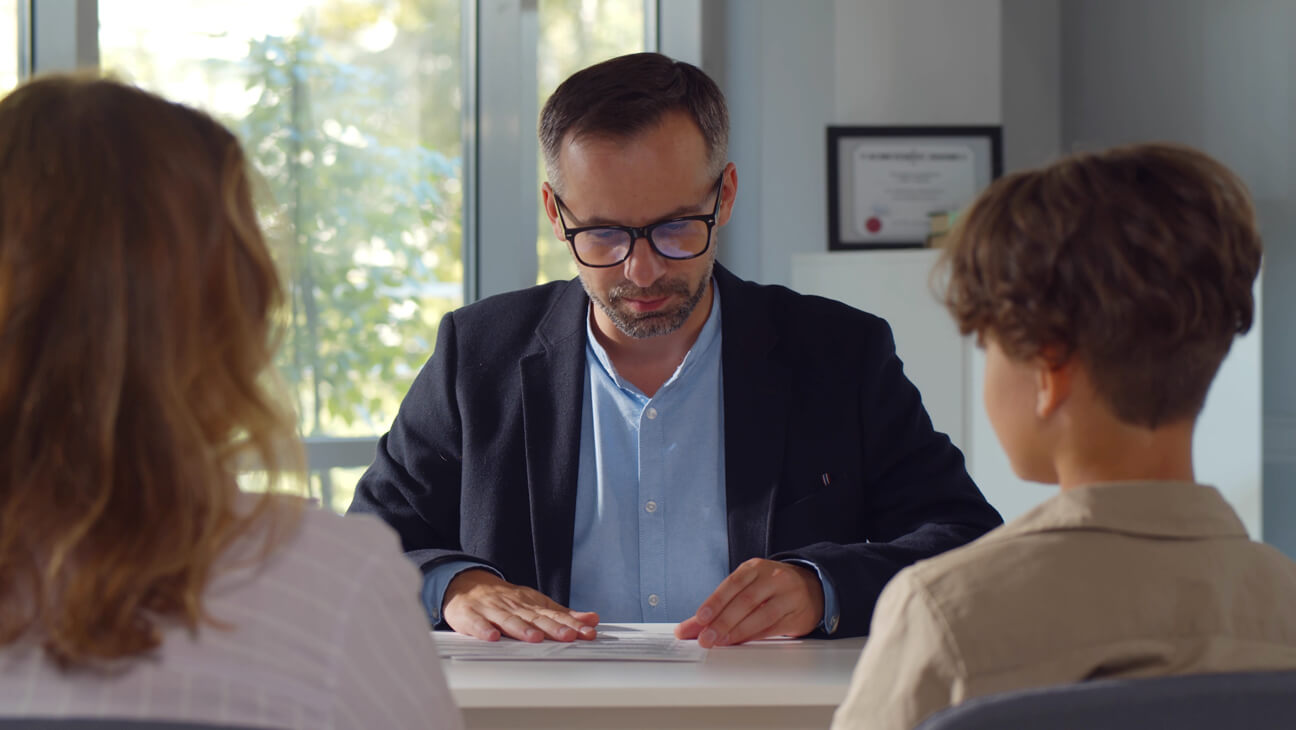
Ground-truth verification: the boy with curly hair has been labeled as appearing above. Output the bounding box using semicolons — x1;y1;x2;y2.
833;143;1296;730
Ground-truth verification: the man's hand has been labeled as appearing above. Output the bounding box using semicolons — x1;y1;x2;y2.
443;569;600;643
674;558;824;648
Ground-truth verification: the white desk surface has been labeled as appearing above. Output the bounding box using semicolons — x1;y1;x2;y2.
443;623;867;709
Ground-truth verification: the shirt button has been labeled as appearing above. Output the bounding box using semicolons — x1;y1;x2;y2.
648;594;660;607
645;500;658;513
645;407;658;420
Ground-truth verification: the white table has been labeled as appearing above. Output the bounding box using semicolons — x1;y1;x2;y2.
442;623;867;730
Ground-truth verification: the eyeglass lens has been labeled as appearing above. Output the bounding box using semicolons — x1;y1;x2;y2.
573;219;710;267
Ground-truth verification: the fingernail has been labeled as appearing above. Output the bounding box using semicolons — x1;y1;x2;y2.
580;626;596;636
698;607;714;623
558;627;575;640
526;628;542;642
701;628;717;645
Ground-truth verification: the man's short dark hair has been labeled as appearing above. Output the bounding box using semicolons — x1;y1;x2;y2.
539;52;729;192
943;142;1262;428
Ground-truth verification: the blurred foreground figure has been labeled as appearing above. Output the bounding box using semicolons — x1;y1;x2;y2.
0;75;462;730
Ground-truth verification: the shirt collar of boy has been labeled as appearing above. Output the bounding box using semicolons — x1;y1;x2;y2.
992;481;1248;542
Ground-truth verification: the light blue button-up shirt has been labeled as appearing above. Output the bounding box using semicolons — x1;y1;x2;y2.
566;285;729;621
422;283;837;631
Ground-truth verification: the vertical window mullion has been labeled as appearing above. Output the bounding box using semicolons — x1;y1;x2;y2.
461;0;480;304
472;0;540;301
16;0;32;81
644;0;659;52
30;0;96;74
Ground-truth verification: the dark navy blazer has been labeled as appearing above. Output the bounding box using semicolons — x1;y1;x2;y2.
348;265;1002;638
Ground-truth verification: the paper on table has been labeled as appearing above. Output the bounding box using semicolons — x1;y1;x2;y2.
433;626;706;662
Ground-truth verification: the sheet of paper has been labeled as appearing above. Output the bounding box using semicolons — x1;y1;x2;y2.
433;626;706;662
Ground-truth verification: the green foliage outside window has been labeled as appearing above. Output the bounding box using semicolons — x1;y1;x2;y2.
239;29;462;438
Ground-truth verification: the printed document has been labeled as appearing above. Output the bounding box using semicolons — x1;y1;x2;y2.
433;625;706;662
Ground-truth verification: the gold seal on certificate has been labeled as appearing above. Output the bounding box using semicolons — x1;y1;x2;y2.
828;127;1001;250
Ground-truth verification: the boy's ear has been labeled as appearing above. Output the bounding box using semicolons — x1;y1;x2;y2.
1035;351;1072;420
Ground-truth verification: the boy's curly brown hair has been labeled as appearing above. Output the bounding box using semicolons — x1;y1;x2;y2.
943;143;1261;428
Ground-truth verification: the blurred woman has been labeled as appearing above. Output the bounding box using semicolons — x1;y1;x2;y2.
0;75;462;730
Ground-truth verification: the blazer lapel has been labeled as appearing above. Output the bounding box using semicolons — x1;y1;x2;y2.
716;266;790;569
519;280;589;604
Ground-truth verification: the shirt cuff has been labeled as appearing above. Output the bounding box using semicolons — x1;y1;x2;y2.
422;560;503;626
783;558;841;635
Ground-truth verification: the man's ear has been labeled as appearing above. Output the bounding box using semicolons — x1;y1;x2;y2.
1035;351;1073;420
715;162;738;228
540;182;564;240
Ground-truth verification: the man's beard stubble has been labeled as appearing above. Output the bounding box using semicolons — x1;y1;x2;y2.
581;258;714;339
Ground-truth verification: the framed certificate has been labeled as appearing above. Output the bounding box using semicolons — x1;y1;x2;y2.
827;126;1002;250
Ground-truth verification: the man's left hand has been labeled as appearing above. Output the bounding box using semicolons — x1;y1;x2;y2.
673;558;824;648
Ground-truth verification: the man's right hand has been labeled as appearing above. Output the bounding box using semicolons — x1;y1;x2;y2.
442;569;600;642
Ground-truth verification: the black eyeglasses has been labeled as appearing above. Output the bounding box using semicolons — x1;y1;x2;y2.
554;175;724;268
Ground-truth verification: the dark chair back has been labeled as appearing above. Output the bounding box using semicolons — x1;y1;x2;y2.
916;670;1296;730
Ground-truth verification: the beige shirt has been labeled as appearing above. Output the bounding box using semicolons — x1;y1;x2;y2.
1;502;464;730
832;482;1296;730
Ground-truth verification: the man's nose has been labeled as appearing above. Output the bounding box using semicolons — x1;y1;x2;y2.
622;234;667;288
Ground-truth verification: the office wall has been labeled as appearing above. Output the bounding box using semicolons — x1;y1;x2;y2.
833;0;1000;126
1001;0;1061;171
709;0;1056;287
1059;0;1296;554
705;0;835;286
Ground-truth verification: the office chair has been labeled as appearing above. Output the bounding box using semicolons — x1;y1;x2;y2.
915;670;1296;730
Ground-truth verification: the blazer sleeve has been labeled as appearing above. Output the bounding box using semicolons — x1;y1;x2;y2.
773;317;1002;637
347;311;501;576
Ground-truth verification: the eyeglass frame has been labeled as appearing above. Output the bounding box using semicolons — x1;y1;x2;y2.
552;174;725;268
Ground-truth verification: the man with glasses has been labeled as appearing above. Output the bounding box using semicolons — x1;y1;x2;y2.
350;53;1002;646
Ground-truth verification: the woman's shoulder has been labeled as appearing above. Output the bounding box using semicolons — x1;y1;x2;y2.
278;500;413;575
220;494;421;602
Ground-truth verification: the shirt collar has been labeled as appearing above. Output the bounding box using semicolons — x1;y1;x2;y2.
585;279;722;396
994;481;1250;541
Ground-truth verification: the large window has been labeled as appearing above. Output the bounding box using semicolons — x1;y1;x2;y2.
535;0;646;284
1;0;16;92
100;0;464;510
15;0;665;511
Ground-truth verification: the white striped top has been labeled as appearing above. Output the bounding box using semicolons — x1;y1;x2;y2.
0;500;464;730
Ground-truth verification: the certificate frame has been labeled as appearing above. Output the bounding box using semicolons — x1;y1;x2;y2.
827;125;1002;250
